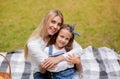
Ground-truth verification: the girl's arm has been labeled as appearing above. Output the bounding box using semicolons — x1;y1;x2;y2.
63;40;83;58
45;54;83;72
42;40;82;70
45;40;82;64
28;38;82;71
67;55;82;71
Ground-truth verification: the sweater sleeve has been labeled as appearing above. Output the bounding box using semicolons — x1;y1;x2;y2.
63;40;83;59
48;61;74;72
48;41;83;72
27;38;48;66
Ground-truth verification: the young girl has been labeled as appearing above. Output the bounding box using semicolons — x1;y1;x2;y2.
41;24;82;79
24;9;82;79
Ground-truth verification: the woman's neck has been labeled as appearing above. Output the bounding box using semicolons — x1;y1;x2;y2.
44;35;51;43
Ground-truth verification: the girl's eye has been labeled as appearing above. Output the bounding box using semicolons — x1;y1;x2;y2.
60;35;64;38
66;38;70;41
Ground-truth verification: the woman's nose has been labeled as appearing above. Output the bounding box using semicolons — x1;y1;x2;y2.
53;24;58;29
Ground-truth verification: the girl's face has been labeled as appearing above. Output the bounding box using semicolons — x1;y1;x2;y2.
55;29;72;50
47;16;62;35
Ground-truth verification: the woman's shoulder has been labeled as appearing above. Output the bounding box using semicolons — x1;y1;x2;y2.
27;37;46;50
27;37;44;45
30;37;43;42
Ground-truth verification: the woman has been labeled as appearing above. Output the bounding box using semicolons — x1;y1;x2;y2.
24;9;82;79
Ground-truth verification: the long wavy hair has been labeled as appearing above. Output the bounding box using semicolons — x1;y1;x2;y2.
24;9;64;59
47;24;74;52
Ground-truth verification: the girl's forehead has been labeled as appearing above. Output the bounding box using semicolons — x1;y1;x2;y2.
59;29;72;38
59;29;72;36
60;28;70;32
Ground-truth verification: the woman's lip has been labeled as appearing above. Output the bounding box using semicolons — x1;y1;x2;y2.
51;28;56;33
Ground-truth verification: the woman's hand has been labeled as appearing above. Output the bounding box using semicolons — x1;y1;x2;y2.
41;56;65;70
40;64;47;73
42;57;57;69
40;59;57;73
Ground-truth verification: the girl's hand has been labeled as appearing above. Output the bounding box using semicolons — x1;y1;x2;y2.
67;54;80;65
67;54;83;71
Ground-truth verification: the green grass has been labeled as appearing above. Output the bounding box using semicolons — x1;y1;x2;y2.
0;0;120;54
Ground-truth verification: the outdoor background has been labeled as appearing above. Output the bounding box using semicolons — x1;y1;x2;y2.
0;0;120;54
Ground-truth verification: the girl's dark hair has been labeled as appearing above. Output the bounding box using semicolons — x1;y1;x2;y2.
47;24;74;52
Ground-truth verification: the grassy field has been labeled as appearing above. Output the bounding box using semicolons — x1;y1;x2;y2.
0;0;120;53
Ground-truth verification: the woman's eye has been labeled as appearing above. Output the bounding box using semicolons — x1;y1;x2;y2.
51;20;56;24
58;23;62;27
51;20;62;27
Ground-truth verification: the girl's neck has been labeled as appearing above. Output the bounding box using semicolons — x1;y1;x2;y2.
54;43;63;50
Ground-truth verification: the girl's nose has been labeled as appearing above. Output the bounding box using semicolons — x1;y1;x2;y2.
62;38;66;43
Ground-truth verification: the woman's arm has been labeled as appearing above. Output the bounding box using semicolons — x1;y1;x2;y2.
28;39;59;71
63;40;83;58
49;40;82;63
45;54;82;72
41;41;82;72
41;56;65;69
67;55;82;71
28;37;69;71
27;38;48;65
42;40;82;68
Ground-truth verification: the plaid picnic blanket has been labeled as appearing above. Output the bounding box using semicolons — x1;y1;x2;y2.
81;46;120;79
0;46;120;79
0;50;32;79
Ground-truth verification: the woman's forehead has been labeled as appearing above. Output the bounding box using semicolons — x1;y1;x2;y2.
51;16;62;23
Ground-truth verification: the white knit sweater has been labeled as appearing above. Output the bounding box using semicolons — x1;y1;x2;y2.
27;37;82;74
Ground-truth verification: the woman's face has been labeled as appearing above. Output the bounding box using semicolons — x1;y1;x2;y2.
55;29;72;50
47;16;62;35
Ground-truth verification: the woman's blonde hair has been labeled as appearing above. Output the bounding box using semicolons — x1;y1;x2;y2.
24;9;64;59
